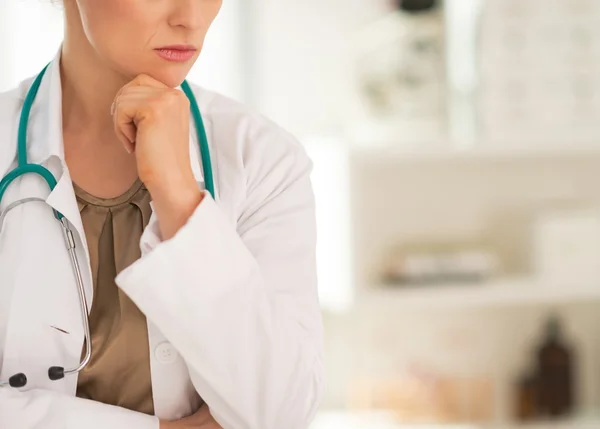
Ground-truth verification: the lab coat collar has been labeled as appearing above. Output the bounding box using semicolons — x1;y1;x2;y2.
27;48;65;165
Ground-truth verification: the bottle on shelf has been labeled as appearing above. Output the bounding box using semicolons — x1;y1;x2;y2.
515;371;538;422
535;315;575;418
513;314;576;422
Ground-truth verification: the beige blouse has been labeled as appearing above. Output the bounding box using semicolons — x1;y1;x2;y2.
74;179;154;415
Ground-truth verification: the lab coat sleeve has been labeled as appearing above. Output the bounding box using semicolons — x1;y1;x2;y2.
116;135;325;429
0;387;159;429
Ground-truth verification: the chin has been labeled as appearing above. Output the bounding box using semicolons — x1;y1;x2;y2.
155;55;198;88
153;73;186;88
122;59;193;88
128;66;185;88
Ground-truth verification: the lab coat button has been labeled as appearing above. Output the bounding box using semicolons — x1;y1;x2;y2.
155;342;178;364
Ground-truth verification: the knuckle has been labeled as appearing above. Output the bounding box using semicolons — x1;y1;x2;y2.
141;106;157;122
133;74;152;86
118;88;132;98
171;90;190;110
164;90;187;107
142;97;164;120
146;98;162;113
140;90;188;120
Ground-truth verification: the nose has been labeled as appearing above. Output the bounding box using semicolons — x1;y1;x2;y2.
168;0;215;31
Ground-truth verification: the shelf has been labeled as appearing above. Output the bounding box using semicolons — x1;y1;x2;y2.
511;419;600;429
349;142;600;164
310;411;470;429
361;277;600;310
311;411;600;429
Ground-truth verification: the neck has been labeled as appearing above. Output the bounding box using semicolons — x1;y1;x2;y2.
60;6;129;136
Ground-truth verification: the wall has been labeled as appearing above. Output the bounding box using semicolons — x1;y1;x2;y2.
0;1;64;91
252;0;390;138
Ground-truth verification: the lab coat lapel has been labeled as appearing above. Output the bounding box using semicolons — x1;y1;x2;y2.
34;51;93;305
0;173;86;394
0;51;92;393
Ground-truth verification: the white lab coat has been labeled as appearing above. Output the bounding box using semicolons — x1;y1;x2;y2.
0;53;325;429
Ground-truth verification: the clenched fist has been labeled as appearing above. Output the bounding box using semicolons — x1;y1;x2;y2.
113;74;204;239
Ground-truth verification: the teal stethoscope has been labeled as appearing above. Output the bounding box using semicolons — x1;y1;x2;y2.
0;64;215;389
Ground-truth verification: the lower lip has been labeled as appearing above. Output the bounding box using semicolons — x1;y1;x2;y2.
155;48;196;62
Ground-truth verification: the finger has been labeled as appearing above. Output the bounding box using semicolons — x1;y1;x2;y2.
115;122;135;154
113;90;162;114
112;99;140;154
128;74;169;90
111;85;160;115
117;86;157;97
114;91;164;123
112;92;167;153
111;74;168;115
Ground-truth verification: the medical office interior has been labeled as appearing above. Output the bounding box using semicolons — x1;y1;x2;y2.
2;0;600;428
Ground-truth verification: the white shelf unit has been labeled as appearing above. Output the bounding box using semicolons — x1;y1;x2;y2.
311;411;600;429
348;145;600;298
348;141;600;165
335;145;600;426
362;277;600;311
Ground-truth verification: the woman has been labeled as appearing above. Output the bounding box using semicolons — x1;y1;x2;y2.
0;1;324;428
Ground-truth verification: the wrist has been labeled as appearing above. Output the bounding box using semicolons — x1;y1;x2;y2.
159;420;174;429
147;178;204;240
149;179;201;209
144;168;197;197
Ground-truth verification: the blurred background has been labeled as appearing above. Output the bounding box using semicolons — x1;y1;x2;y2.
2;0;600;428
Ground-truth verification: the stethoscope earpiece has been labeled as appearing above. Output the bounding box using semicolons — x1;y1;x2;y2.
48;366;65;381
3;366;67;388
9;373;27;388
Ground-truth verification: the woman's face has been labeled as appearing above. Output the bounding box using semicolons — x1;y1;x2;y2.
68;0;223;87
